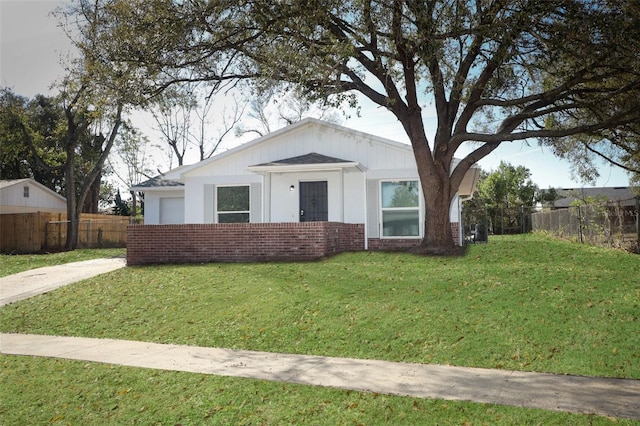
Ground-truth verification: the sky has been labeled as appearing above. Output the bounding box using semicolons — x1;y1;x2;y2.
1;0;632;190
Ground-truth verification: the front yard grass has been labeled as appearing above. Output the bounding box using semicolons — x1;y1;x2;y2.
1;234;638;424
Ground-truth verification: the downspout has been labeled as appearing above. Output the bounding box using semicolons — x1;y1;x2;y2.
458;196;463;246
263;173;269;223
362;169;368;250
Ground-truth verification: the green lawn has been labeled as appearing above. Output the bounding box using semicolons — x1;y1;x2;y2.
0;356;615;425
1;234;639;424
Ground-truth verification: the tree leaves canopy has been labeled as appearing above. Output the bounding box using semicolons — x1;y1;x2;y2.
70;0;640;250
76;0;640;176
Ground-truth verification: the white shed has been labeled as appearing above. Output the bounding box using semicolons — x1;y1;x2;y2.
0;179;67;214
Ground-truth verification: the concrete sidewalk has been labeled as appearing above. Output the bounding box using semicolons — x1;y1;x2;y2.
2;333;639;419
1;258;639;420
0;257;126;306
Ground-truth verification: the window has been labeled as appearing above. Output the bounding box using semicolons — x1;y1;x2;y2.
381;180;420;237
217;185;250;223
23;186;29;198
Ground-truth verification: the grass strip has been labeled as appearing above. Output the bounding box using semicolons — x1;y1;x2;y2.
1;355;631;425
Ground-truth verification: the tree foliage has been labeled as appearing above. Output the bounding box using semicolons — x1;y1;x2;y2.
236;86;343;138
112;189;131;216
73;0;640;252
1;90;66;190
468;161;538;234
0;88;109;213
476;162;538;209
150;84;244;168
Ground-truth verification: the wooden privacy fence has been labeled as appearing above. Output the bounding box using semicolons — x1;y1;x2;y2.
0;212;132;253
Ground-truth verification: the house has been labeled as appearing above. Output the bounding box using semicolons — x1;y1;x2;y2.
532;186;638;241
0;178;66;214
128;119;480;264
552;187;637;209
553;187;638;232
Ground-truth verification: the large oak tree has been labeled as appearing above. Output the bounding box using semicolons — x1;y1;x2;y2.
73;0;640;253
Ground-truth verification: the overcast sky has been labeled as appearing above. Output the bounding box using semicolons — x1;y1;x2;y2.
0;0;632;189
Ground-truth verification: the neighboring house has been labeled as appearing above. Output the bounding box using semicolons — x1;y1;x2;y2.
0;178;66;214
552;186;638;233
552;187;637;209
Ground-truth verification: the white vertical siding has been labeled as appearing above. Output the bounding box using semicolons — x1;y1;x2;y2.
343;168;365;224
0;180;66;213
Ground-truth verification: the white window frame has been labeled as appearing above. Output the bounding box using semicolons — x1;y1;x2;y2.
216;184;251;223
379;180;422;239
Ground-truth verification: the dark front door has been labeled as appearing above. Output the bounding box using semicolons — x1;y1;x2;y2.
299;181;328;222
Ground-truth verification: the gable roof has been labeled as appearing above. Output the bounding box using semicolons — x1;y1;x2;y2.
254;152;354;166
174;117;412;177
1;178;67;214
130;165;189;191
132;176;184;190
0;178;66;203
132;118;480;194
247;152;361;173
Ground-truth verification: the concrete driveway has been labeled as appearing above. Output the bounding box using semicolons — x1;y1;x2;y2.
0;257;126;306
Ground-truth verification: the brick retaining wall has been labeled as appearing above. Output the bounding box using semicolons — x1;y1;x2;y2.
127;221;461;265
127;222;365;265
367;222;461;251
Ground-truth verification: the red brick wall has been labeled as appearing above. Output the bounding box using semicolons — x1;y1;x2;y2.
368;222;461;251
367;238;421;251
450;222;460;245
127;222;365;265
127;221;461;265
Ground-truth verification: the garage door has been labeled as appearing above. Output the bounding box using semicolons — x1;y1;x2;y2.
159;197;185;224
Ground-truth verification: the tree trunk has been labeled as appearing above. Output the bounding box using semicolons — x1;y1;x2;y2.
131;191;137;218
415;171;457;254
82;169;101;213
64;147;78;251
403;116;459;254
421;190;455;250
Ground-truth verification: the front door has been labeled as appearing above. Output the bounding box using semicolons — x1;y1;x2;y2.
299;181;328;222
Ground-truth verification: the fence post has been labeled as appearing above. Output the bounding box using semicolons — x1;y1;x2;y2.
578;205;583;244
57;214;62;247
44;220;49;251
636;196;639;253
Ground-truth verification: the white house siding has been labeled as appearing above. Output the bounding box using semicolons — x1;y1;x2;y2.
183;122;417;179
183;175;261;223
342;168;366;224
178;121;417;227
136;120;479;245
0;179;66;214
